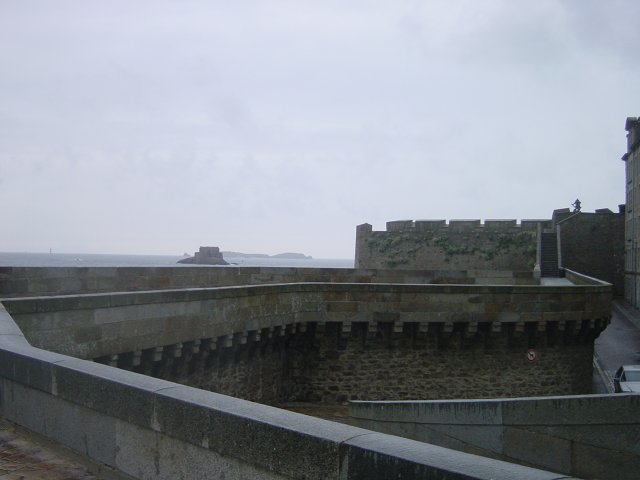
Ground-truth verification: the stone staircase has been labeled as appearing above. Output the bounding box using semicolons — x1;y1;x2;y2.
540;231;559;277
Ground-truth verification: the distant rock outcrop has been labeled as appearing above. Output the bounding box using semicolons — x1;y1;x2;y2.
271;252;312;259
222;251;312;259
178;246;229;265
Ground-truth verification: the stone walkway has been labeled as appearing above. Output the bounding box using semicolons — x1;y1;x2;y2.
0;418;101;480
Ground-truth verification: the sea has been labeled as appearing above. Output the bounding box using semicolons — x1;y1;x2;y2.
0;252;354;269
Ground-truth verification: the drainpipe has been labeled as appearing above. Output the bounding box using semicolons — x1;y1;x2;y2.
556;223;563;276
533;222;542;280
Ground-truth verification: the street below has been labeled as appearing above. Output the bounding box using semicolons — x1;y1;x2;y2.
594;300;640;391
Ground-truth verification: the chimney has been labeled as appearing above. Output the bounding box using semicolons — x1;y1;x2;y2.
625;116;640;154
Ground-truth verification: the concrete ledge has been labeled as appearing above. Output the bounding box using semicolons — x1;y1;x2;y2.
341;433;575;480
563;269;612;287
0;266;542;298
0;303;29;345
0;345;576;479
349;394;640;479
153;385;359;479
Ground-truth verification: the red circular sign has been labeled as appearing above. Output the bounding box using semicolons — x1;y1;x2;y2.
526;349;538;363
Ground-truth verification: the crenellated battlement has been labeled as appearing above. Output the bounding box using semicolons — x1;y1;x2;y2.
383;218;551;232
3;273;611;404
355;219;549;270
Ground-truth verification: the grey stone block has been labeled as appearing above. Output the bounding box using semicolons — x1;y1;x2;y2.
0;345;67;393
115;421;286;480
342;432;568;480
155;385;366;479
571;440;639;480
349;403;506;457
503;427;571;474
526;423;640;456
53;357;176;428
0;333;29;347
0;379;118;466
502;393;640;425
350;399;504;425
421;424;505;456
0;304;27;337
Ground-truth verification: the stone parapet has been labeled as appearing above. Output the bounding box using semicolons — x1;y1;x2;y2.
414;220;447;231
355;219;548;270
349;393;640;480
386;220;415;232
2;271;612;402
0;303;582;480
382;219;552;232
0;266;614;478
4;281;611;360
0;266;539;298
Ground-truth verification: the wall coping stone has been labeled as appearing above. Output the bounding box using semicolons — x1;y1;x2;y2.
376;219;553;232
349;394;640;478
2;279;611;316
350;394;640;426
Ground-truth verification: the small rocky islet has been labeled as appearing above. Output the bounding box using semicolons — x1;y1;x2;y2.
178;246;311;265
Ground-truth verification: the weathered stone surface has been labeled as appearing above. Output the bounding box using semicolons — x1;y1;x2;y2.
115;420;286;480
342;432;567;480
557;211;624;296
0;265;616;479
4;276;610;402
355;220;544;270
154;385;362;479
348;394;640;480
0;265;541;298
0;381;119;467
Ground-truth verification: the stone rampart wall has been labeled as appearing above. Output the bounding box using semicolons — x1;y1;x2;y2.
0;267;615;478
3;278;611;402
349;394;640;480
557;211;625;296
0;266;538;298
0;303;579;480
355;220;550;270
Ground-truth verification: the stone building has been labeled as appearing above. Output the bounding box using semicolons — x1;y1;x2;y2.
553;207;625;297
623;116;640;306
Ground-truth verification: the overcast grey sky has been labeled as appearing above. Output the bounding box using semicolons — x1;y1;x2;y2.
1;1;638;258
